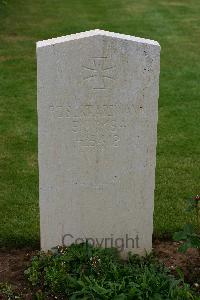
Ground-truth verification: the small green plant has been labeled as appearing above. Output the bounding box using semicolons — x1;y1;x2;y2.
25;242;197;299
173;195;200;253
0;283;21;300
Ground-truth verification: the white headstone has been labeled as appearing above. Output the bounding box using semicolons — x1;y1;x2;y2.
37;29;160;257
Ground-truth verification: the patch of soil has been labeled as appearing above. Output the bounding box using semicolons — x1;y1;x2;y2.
0;248;34;299
0;241;199;298
153;240;200;291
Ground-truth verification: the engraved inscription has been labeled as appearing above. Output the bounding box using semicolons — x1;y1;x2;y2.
49;103;140;118
82;57;116;90
48;102;141;150
72;118;121;149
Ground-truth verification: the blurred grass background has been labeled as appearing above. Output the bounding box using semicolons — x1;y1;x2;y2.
0;0;200;247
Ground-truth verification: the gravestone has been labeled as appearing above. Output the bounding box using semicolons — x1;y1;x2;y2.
37;29;160;256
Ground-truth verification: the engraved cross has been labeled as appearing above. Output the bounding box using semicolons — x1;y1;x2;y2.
82;57;116;90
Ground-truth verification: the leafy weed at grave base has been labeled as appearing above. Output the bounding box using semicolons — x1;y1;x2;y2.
173;195;200;254
24;242;198;299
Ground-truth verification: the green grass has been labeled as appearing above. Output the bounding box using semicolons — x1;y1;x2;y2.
0;0;200;248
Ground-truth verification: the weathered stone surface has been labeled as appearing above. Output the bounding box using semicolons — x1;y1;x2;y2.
37;29;160;256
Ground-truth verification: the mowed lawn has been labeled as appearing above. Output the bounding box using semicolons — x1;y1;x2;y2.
0;0;200;248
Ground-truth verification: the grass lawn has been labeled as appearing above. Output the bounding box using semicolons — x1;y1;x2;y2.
0;0;200;248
